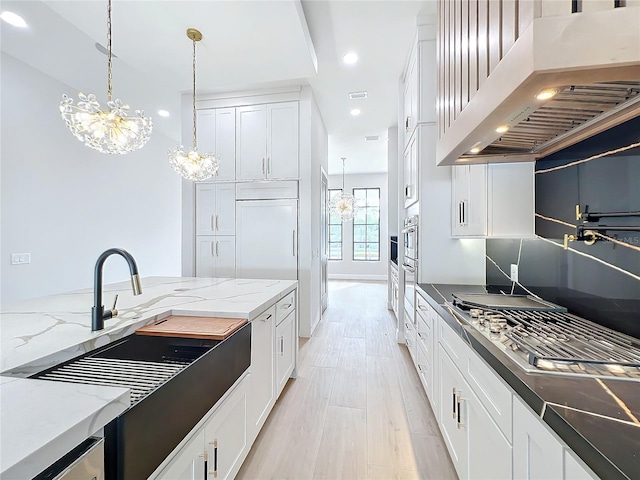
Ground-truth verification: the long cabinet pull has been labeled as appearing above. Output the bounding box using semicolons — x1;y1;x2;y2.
267;157;271;174
292;230;296;257
261;314;273;322
211;241;214;257
207;439;218;478
211;215;215;232
457;397;463;429
452;388;457;419
458;202;462;226
215;214;219;231
216;241;219;257
279;336;284;355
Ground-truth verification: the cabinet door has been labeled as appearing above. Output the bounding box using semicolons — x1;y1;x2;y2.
204;377;249;480
416;339;433;401
196;236;216;277
275;311;296;397
236;200;297;280
487;162;534;237
452;165;487;237
236;105;267;180
267;102;299;179
438;346;468;478
513;397;564;480
214;236;236;278
215;184;236;236
196;184;216;236
247;307;276;440
197;109;216;157
403;62;413;146
403;133;418;208
155;430;205;480
467;389;512;480
214;108;236;181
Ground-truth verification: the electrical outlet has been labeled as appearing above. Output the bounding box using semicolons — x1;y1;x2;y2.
11;253;31;265
510;264;518;283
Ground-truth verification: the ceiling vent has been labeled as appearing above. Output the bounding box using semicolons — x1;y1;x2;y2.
349;91;368;100
365;135;380;141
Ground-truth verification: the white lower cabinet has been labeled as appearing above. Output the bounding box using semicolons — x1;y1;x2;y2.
439;345;512;480
247;306;276;440
154;374;249;480
513;397;565;480
275;310;296;397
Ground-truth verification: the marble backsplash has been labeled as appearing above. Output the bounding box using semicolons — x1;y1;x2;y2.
486;117;640;339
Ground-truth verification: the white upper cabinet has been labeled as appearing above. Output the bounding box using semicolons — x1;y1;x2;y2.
403;130;419;208
195;183;236;236
236;105;268;181
267;102;299;179
196;108;236;181
214;108;236;181
196;236;236;278
403;51;418;149
236;102;299;181
452;162;534;238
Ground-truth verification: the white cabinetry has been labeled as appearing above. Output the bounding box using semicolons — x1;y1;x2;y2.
236;199;297;280
196;183;235;236
196;108;236;181
452;162;534;238
513;397;564;480
403;131;418;208
236;102;298;181
389;263;399;319
155;375;249;480
403;51;418;149
275;310;296;397
247;306;276;440
196;236;236;278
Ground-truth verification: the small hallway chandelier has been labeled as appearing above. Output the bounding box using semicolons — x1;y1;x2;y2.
330;157;360;222
59;0;152;154
168;28;219;182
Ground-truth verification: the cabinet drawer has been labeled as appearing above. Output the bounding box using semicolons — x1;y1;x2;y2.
416;292;432;319
438;317;470;375
416;317;432;360
416;338;433;402
275;290;296;326
404;313;417;363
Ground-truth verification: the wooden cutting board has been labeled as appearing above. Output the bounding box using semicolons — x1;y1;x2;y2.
135;315;248;340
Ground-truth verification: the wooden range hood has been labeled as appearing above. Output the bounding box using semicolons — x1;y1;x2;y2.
436;1;640;166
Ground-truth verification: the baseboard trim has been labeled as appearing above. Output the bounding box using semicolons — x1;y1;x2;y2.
328;274;387;281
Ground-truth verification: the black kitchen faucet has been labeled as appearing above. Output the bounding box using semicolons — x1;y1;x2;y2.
92;248;142;331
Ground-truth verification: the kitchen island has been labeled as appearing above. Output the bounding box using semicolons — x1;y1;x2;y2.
0;276;298;479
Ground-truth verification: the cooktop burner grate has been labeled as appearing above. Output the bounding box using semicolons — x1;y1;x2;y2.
503;310;640;368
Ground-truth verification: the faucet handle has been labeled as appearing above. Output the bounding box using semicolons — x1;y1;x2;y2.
111;294;119;318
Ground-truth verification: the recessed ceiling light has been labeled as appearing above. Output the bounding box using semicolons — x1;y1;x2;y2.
343;52;358;65
349;91;368;100
535;88;559;101
495;125;510;133
0;11;27;28
350;109;361;116
469;147;481;154
158;109;170;117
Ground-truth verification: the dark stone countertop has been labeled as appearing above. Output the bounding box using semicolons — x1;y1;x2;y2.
417;283;640;480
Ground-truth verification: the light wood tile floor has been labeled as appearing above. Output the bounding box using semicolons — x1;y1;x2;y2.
237;281;457;480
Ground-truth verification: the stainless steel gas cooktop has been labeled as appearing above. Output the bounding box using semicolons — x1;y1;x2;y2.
448;294;640;382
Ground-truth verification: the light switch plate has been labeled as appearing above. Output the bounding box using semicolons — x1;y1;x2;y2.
11;253;31;265
510;264;518;283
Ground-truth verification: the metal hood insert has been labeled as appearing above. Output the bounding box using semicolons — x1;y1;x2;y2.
436;3;640;166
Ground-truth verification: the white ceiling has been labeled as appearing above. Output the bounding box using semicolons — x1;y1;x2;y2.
0;0;435;174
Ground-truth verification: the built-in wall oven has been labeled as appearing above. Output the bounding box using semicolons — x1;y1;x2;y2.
402;216;418;320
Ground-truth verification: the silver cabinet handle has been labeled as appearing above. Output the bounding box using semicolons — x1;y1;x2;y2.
215;214;219;231
211;215;215;231
262;158;265;174
282;303;292;309
267;157;271;175
292;230;296;256
279;336;284;355
418;304;428;311
260;313;273;322
458;201;463;226
457;396;463;429
405;116;411;132
452;388;457;419
216;241;219;257
211;241;214;257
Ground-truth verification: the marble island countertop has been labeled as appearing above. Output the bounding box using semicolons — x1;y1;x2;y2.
0;276;297;479
1;276;297;376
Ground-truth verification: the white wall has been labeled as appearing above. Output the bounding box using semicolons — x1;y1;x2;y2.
328;172;388;280
0;53;182;306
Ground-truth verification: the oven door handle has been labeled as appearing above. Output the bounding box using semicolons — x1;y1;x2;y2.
402;263;416;274
401;226;417;234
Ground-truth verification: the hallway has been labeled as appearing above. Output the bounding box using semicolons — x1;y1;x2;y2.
237;281;456;479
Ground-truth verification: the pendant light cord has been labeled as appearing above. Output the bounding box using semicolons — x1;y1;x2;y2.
192;38;197;150
107;0;112;101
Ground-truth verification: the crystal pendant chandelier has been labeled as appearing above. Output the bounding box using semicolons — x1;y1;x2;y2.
168;28;219;182
330;157;360;222
59;0;152;154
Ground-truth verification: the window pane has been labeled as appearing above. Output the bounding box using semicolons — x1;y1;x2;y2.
366;225;379;242
330;227;342;243
367;190;380;207
366;208;380;224
354;243;366;260
366;243;380;260
354;225;366;243
354;208;366;224
354;189;366;202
